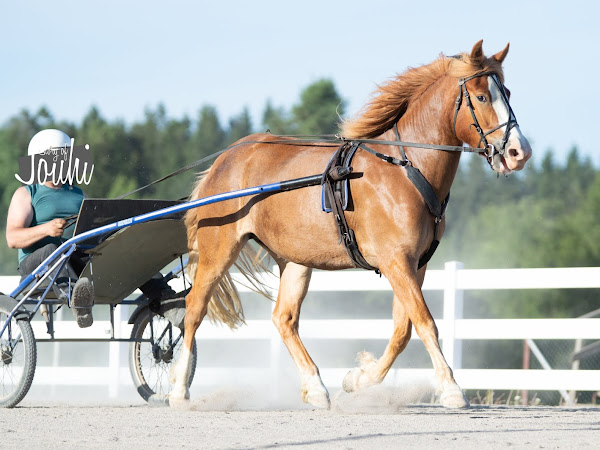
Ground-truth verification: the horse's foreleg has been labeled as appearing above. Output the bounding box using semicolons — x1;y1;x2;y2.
343;293;412;392
384;261;469;408
271;262;330;409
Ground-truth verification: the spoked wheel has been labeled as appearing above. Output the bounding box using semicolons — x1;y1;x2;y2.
129;309;197;403
0;305;37;408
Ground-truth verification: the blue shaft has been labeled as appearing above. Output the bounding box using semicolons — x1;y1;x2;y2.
10;180;288;298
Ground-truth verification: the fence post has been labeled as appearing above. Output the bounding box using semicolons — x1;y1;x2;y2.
442;261;464;370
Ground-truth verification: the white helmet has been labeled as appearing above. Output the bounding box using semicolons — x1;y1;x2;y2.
27;129;72;156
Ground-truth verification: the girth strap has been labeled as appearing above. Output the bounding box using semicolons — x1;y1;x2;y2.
322;142;379;273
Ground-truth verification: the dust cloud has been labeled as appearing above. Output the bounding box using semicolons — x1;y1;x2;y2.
184;377;434;413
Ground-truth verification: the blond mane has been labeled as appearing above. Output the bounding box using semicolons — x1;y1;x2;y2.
340;50;505;139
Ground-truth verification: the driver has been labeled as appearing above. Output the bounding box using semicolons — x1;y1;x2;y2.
5;129;186;330
6;129;94;327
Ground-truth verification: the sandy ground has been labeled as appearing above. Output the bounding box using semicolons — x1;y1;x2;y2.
1;387;599;449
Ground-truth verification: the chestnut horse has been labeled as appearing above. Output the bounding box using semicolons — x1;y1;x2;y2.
170;40;531;409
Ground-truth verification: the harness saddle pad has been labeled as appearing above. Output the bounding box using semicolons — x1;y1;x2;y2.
321;143;359;212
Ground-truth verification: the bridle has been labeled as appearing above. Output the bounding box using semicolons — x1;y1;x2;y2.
452;71;519;168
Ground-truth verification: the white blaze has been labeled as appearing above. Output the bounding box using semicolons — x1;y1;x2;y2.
488;75;528;150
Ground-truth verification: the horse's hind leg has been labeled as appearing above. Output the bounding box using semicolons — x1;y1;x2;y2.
168;281;209;407
271;261;330;409
342;266;428;392
169;233;245;407
343;292;412;392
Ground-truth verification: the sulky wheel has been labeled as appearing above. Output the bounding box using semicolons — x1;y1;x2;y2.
128;309;196;403
0;304;37;408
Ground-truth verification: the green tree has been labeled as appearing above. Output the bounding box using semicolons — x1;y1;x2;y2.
262;100;292;135
129;104;169;196
291;79;345;135
193;105;225;157
78;106;141;199
154;114;194;200
225;107;253;145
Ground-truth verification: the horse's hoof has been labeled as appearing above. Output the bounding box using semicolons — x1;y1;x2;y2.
168;385;190;409
148;394;170;407
343;367;375;393
305;390;331;409
168;395;191;410
342;368;361;393
301;375;331;409
440;386;470;409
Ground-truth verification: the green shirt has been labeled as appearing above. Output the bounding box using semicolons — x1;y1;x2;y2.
18;184;85;263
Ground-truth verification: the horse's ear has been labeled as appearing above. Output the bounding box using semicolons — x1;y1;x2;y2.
470;40;484;61
492;43;510;63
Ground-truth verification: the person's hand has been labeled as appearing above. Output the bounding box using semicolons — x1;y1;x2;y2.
45;219;66;237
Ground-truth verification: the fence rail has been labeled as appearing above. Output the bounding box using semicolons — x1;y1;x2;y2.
2;262;600;403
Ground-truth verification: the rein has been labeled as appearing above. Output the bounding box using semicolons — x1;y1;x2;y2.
113;135;480;200
118;70;517;200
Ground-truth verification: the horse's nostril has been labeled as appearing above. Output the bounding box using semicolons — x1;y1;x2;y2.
508;148;519;158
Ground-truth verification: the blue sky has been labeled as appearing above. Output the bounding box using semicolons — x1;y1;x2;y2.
2;1;597;164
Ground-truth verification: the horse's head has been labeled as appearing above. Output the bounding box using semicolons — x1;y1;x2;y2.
452;40;532;175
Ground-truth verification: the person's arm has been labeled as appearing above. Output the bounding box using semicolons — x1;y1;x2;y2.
5;186;66;249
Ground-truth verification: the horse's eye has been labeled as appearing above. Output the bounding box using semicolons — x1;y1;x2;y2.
476;95;487;103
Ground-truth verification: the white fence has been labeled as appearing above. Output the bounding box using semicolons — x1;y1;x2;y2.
2;262;600;403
